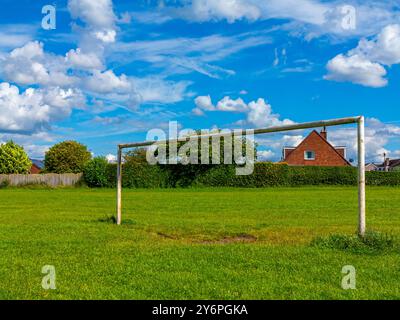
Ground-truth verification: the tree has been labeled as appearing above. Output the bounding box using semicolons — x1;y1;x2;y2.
44;141;92;173
124;148;148;165
153;130;258;186
0;141;32;174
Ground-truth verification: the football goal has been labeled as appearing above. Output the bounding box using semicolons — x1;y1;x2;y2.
116;116;366;236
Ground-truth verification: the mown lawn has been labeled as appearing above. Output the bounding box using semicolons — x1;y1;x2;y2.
0;186;399;300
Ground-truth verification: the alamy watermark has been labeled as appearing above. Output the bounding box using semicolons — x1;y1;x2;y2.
341;265;356;290
145;122;255;176
42;5;56;30
42;265;56;290
340;5;357;31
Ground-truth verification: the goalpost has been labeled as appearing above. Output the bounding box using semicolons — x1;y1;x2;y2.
116;116;366;236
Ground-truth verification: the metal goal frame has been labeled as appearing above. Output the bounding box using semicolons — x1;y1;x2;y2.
116;116;366;236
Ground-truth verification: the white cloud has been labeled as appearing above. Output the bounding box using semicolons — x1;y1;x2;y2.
112;32;272;79
66;48;104;70
354;24;400;66
1;41;77;87
257;150;275;161
178;0;262;23
324;54;388;88
171;1;400;39
0;25;35;51
175;0;328;24
85;70;131;94
0;82;84;134
247;98;294;127
193;95;294;127
106;154;117;163
194;95;214;111
217;96;248;112
325;24;400;87
68;0;117;43
131;77;192;105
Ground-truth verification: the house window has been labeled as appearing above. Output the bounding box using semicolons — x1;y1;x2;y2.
304;151;315;160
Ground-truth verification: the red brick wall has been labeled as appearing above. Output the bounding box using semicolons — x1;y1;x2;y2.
284;131;349;167
335;148;345;158
284;148;294;159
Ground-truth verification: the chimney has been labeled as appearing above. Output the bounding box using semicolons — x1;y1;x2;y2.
320;126;327;140
384;153;390;172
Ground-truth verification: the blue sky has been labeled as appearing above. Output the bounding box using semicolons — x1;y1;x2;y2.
0;0;399;164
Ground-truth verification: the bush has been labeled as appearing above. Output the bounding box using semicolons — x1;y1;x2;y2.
84;157;109;187
0;141;32;174
44;141;91;173
0;179;10;189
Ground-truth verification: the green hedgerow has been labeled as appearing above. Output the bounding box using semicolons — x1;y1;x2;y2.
84;157;109;187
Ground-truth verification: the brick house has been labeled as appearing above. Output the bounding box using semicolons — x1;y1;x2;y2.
282;128;351;167
29;159;44;174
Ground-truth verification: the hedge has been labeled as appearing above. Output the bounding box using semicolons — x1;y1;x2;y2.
93;162;400;188
106;163;171;188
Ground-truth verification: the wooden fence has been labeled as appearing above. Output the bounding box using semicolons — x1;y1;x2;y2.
0;173;83;187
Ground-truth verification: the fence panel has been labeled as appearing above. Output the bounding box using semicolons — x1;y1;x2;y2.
0;174;83;187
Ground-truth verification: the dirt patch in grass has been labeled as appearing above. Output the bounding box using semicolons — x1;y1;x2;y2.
198;234;257;245
155;232;257;244
157;232;178;240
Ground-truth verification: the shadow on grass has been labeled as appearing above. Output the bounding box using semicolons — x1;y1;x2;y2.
96;215;136;226
311;231;399;255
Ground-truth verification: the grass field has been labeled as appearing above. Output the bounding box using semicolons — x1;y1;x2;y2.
0;186;399;300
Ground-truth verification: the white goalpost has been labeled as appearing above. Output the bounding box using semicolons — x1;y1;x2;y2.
116;116;366;236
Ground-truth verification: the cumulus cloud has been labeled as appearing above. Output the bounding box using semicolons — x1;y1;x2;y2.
324;54;388;88
66;48;104;70
68;0;117;43
325;24;400;87
0;82;85;134
354;24;400;66
257;150;275;161
193;95;294;127
85;70;131;94
1;41;77;87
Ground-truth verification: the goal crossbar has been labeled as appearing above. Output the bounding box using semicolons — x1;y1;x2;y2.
116;116;366;236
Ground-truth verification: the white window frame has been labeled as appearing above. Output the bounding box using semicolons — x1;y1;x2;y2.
304;150;315;160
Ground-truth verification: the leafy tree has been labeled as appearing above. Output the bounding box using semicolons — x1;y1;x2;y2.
0;141;32;174
156;130;258;165
154;130;258;186
84;157;109;187
44;141;92;173
124;148;148;165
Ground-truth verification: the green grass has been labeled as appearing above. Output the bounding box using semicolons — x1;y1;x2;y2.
0;186;399;300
